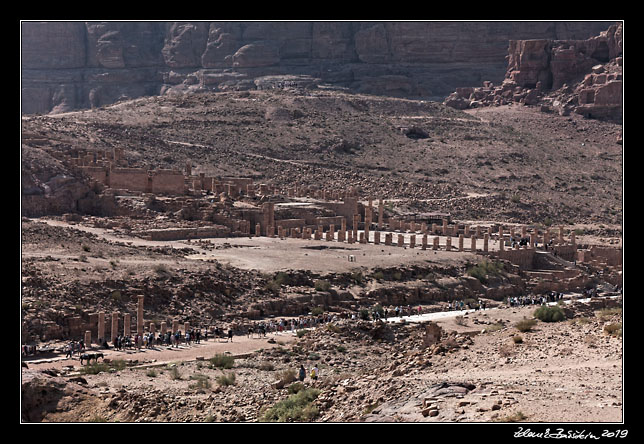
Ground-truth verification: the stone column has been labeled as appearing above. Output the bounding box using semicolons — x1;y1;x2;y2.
360;232;366;243
530;233;535;248
446;236;452;251
499;226;504;251
124;313;131;337
422;234;428;250
385;233;392;246
433;236;439;250
111;312;119;343
471;235;476;252
442;219;448;235
476;226;481;238
459;234;464;251
161;322;167;335
137;295;144;335
84;330;92;346
184;322;190;334
432;223;437;234
570;231;576;245
150;322;155;334
559;226;564;243
98;312;105;344
398;234;404;247
484;234;489;252
353;214;360;238
256;223;262;237
172;320;179;334
347;231;354;244
374;231;380;245
378;199;384;229
410;235;416;248
522;226;527;238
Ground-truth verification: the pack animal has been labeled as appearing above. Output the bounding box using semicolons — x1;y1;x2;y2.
80;352;104;365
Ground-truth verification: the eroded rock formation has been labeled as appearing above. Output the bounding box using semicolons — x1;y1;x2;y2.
444;23;622;122
21;21;614;114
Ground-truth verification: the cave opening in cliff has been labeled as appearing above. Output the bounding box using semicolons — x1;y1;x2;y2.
591;41;610;63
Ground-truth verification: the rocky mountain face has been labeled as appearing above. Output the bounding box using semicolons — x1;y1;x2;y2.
21;21;615;114
443;23;623;122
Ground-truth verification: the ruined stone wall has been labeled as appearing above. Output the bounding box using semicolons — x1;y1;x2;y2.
81;166;186;195
495;248;535;270
152;170;185;194
275;218;307;230
322;197;359;225
579;245;622;267
135;225;230;241
108;168;150;192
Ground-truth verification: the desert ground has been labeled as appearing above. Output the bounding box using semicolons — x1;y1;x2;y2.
21;84;623;426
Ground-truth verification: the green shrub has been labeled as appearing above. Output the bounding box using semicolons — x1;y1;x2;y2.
467;260;505;284
261;388;321;422
314;279;331;291
80;359;126;375
604;322;622;337
287;382;305;394
216;372;236;386
359;308;370;320
311;307;324;316
515;318;537;332
512;335;523;344
169;365;182;380
258;361;275;371
189;374;211;390
534;305;566;322
209;354;235;369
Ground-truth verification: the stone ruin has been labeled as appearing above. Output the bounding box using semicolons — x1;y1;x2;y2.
67;144;594;273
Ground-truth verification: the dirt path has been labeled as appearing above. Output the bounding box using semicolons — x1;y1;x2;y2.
23;331;297;372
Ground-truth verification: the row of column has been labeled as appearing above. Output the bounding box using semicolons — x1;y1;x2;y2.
268;219;575;252
85;296;198;346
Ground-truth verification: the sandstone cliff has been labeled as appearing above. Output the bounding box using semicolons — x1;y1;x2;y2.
21;21;614;114
443;22;622;122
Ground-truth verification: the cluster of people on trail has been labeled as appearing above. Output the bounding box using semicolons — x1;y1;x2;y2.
507;292;564;307
64;340;85;358
111;328;208;350
247;313;340;337
446;299;488;311
298;363;319;383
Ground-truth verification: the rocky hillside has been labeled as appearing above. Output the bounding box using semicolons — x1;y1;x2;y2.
21;87;623;225
21;21;614;114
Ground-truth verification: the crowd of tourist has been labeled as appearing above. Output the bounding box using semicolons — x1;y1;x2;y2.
507;292;565;307
110;329;209;350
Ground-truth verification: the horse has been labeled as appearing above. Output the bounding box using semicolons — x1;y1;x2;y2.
80;352;104;365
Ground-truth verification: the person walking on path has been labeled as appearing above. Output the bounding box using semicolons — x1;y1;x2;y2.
310;364;319;381
227;329;233;343
299;365;306;383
